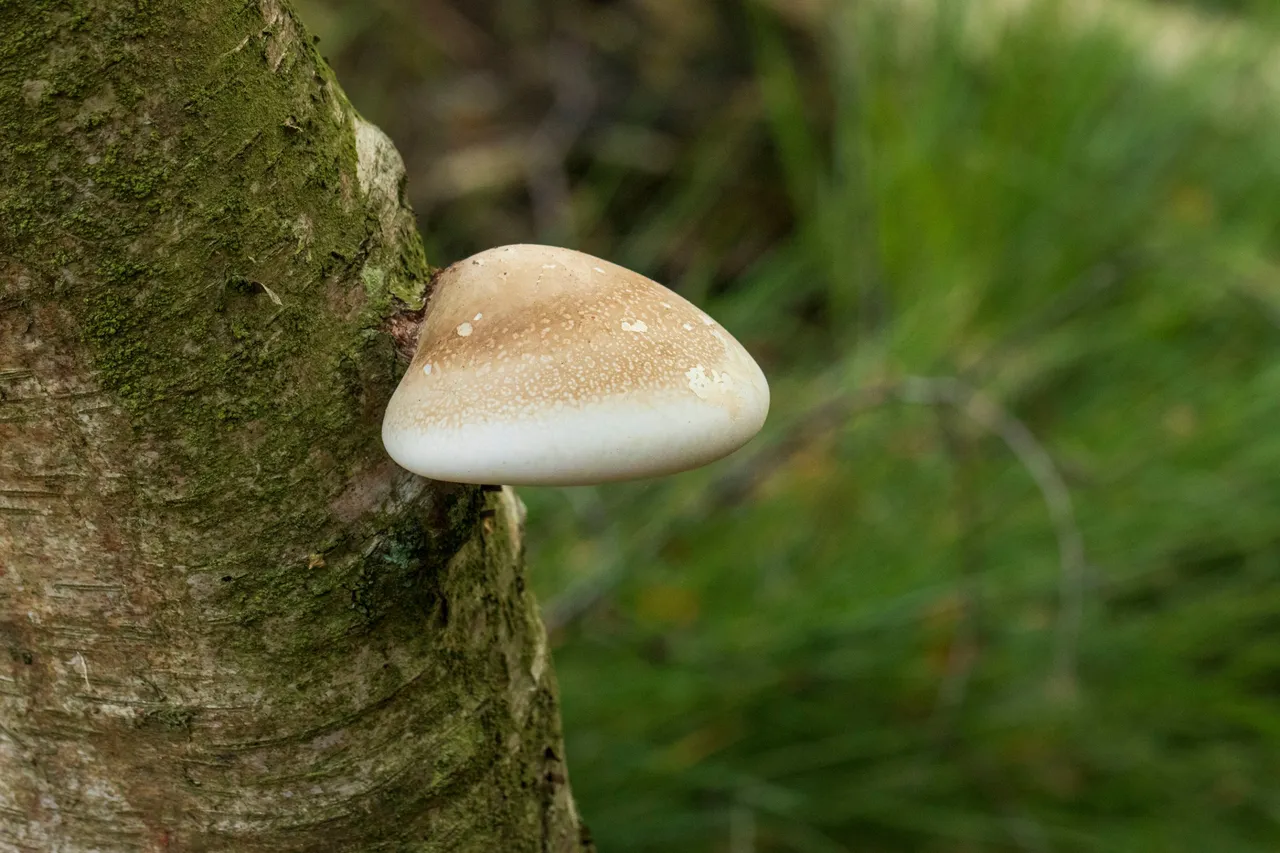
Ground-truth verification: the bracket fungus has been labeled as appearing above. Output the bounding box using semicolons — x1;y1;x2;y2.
381;244;770;485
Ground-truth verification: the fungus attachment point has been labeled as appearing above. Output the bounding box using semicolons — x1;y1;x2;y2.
381;244;770;485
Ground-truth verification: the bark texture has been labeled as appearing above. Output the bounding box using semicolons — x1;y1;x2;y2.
0;1;587;850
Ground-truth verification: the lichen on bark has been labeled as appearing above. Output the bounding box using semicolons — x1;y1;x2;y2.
0;1;588;850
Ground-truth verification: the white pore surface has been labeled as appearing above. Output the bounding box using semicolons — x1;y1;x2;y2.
381;391;768;486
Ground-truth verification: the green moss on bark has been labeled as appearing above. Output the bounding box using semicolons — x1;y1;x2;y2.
0;1;585;849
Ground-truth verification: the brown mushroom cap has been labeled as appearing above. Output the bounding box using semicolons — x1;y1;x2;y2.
381;244;770;485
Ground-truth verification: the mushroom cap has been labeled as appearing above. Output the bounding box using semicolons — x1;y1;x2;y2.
381;244;770;485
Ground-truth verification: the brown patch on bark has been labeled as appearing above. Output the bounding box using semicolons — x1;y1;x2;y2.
384;304;427;364
328;457;404;522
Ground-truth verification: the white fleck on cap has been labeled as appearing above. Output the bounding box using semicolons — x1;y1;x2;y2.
381;244;770;485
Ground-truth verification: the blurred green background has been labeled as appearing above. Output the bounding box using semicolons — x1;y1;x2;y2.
296;1;1280;849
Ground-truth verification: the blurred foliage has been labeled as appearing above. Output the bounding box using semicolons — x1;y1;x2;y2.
296;0;1280;849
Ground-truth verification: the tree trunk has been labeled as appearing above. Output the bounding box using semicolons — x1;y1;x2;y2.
0;1;588;850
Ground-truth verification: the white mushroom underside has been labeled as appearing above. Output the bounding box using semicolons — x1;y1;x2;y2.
381;391;767;486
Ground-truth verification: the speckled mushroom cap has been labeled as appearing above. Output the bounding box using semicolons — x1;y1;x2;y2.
381;244;770;485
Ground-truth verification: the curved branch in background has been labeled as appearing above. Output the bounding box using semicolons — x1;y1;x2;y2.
896;377;1087;696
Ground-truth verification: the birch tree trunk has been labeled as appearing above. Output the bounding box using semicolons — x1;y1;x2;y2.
0;1;588;850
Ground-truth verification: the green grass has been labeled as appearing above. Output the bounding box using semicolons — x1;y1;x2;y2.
518;4;1280;851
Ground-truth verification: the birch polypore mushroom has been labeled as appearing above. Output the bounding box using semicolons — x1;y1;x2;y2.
381;244;769;485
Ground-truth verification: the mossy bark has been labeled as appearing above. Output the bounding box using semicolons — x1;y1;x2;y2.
0;1;588;850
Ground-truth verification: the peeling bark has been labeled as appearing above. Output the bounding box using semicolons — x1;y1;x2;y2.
0;1;588;850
